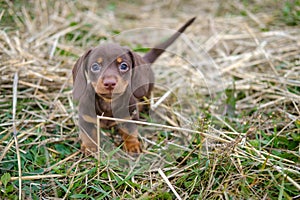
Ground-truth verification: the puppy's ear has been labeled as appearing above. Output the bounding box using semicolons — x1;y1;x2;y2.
72;48;93;101
129;51;153;99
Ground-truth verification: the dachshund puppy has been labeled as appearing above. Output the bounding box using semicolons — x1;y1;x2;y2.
72;17;196;155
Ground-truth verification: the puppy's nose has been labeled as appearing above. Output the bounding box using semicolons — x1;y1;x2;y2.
103;77;117;90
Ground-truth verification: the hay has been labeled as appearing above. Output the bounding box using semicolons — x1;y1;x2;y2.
0;0;299;199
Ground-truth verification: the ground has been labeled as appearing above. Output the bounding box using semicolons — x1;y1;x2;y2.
0;0;299;199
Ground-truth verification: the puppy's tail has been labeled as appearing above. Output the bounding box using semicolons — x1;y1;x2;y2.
143;17;196;64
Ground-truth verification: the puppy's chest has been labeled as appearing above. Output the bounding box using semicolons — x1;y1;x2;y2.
95;99;113;116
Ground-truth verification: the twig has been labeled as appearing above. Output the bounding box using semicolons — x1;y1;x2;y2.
7;174;66;182
12;72;22;200
158;168;182;200
44;151;80;172
97;115;230;143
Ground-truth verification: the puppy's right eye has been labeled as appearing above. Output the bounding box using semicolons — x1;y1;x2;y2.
91;63;101;72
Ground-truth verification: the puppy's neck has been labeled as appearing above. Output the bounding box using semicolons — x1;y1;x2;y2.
99;95;113;103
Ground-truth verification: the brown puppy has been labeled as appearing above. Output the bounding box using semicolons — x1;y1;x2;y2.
72;17;196;155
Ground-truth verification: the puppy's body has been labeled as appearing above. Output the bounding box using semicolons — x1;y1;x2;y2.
73;17;196;154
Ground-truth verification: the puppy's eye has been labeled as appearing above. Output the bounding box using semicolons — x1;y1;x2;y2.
91;63;101;72
119;62;129;72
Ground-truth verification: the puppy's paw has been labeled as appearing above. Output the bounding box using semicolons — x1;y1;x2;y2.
123;139;142;154
80;144;98;156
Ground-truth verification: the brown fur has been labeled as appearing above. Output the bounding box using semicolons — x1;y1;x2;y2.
72;17;196;155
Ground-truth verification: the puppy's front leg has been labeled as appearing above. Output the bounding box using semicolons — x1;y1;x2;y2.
78;115;98;155
118;123;141;154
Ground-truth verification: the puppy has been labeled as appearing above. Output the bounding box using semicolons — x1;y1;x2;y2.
72;17;196;155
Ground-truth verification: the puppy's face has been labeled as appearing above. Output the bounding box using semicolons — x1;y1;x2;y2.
87;44;133;100
73;43;150;102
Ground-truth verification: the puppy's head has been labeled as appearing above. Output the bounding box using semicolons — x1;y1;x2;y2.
72;43;150;101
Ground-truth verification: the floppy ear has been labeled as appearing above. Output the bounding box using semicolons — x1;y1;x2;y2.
129;51;153;99
72;48;93;101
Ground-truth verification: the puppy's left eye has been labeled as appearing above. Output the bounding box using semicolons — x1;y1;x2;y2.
119;62;129;72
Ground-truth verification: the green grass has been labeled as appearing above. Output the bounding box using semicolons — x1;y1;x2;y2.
282;0;300;26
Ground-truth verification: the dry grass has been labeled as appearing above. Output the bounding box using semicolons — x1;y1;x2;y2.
0;0;299;199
